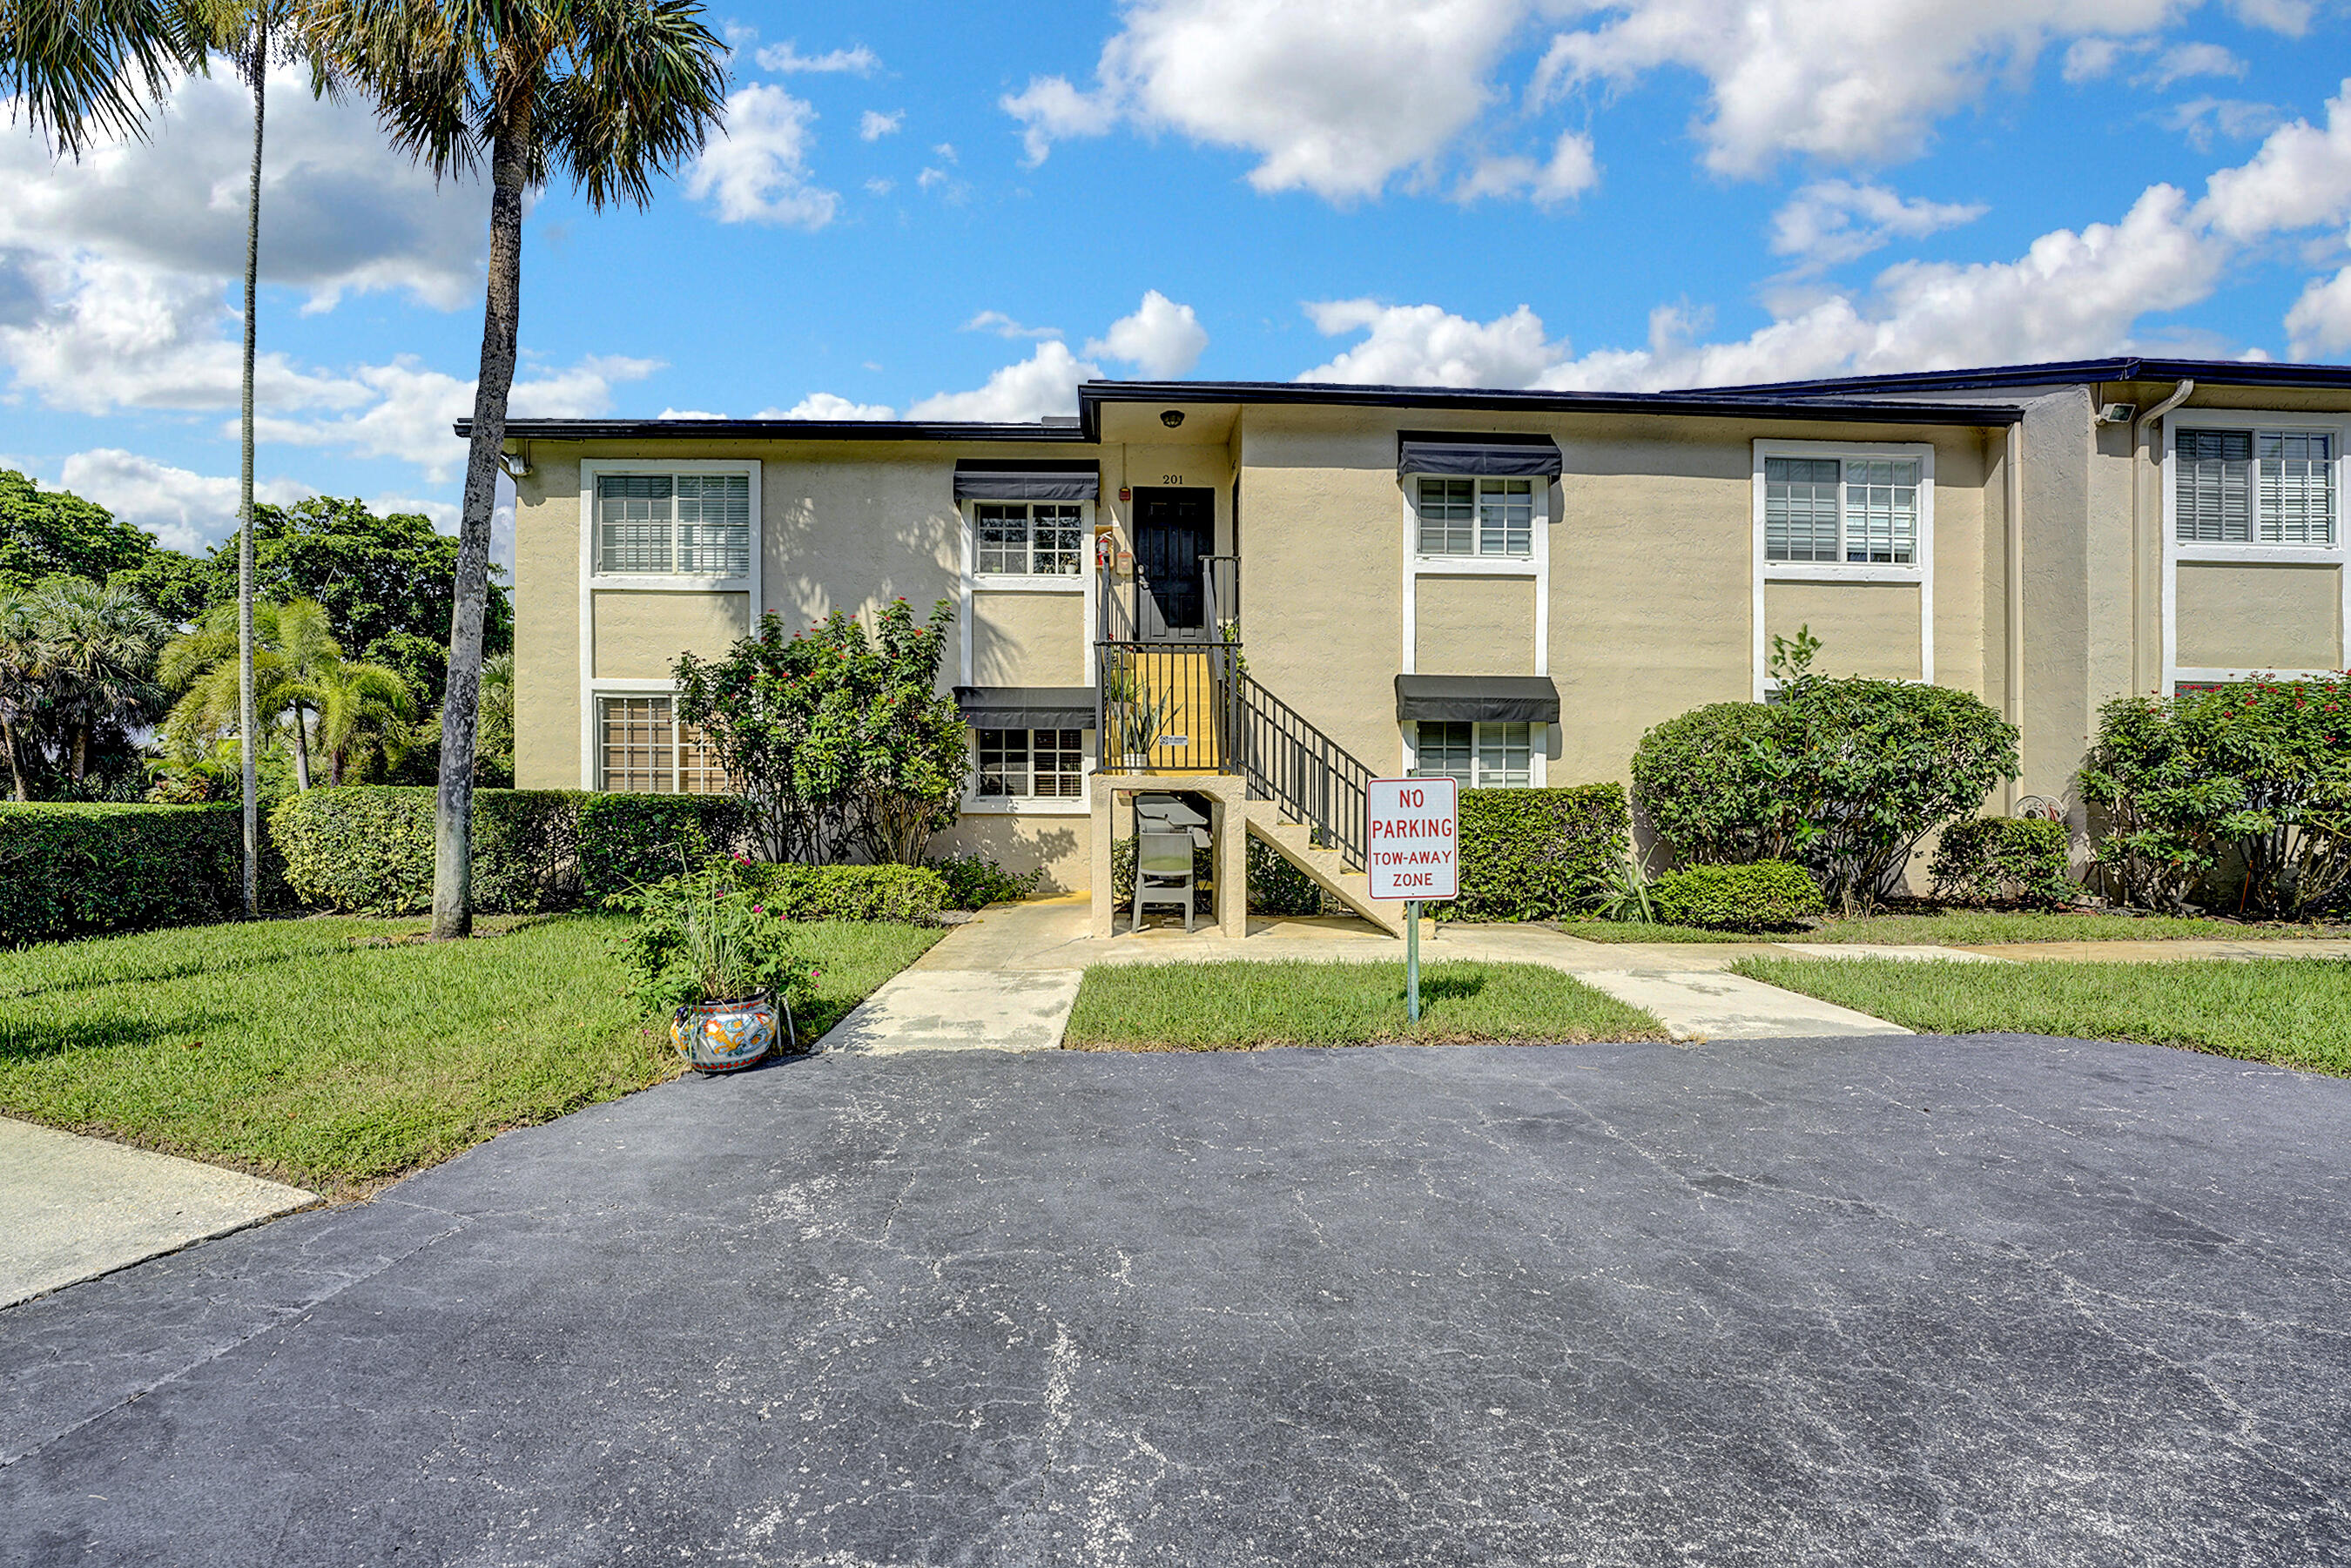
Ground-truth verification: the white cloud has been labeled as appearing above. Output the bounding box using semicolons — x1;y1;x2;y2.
259;354;660;481
1084;290;1210;378
57;449;314;554
758;394;899;420
2168;97;2284;151
657;407;728;419
754;42;879;76
2226;0;2314;34
2143;41;2247;89
2286;264;2351;356
1536;0;2182;176
1002;0;1533;201
2062;37;2134;83
1769;179;1989;270
1456;131;1600;207
865;177;896;196
906;341;1101;422
684;84;839;228
964;310;1061;340
859;110;904;141
2197;81;2351;239
1297;299;1566;387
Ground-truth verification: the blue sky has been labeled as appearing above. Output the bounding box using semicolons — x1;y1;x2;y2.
3;0;2351;563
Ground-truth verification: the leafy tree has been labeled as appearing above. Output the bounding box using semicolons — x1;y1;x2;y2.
673;600;969;867
475;650;515;787
0;575;171;799
163;597;414;789
2081;678;2351;918
1;0;200;155
0;468;165;589
309;0;729;938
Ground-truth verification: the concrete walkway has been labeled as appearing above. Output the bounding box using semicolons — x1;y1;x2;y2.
0;1119;315;1309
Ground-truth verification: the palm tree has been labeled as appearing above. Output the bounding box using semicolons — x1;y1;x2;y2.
36;577;169;784
2;0;203;154
0;589;44;801
163;597;411;788
307;0;727;938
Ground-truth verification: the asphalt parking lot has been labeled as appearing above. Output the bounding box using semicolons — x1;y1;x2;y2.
4;1033;2348;1566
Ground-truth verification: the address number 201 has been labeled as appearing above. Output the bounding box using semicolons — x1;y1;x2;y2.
1160;474;1184;485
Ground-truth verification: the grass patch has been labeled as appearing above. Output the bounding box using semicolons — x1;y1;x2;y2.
0;913;938;1195
1559;910;2351;946
1064;959;1665;1051
1733;955;2351;1076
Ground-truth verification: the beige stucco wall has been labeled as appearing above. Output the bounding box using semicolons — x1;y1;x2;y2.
971;590;1088;685
929;813;1092;893
512;456;580;789
2176;562;2342;670
589;591;749;678
1415;575;1537;675
1765;581;1923;680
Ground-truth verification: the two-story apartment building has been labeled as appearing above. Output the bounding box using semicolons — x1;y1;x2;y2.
495;357;2351;932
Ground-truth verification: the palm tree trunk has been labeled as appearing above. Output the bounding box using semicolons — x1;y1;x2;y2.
71;723;87;784
291;702;312;791
1;719;24;802
238;33;266;918
432;80;529;940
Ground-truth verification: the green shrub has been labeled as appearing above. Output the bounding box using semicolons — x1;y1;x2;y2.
1248;836;1327;916
2079;677;2351;917
1930;817;2073;905
576;792;756;901
272;786;586;915
1633;678;2018;915
735;862;948;924
0;804;274;946
1442;784;1631;923
1649;859;1826;931
926;851;1046;910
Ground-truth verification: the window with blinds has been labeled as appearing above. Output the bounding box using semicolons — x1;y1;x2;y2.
1417;478;1534;557
1765;455;1918;565
1411;722;1531;788
596;696;727;793
2178;428;2336;545
975;729;1084;797
596;473;752;575
973;503;1084;575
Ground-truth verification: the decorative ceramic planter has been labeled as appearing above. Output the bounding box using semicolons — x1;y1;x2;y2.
670;991;783;1073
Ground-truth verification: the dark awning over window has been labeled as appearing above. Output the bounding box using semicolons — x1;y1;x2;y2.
1394;674;1560;724
1396;432;1563;480
954;686;1098;730
953;459;1101;501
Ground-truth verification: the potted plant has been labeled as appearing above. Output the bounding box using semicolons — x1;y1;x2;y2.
1102;656;1172;770
616;859;816;1072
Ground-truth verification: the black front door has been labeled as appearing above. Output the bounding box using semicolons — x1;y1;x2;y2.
1132;488;1214;642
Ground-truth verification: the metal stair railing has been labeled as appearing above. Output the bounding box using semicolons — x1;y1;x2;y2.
1222;670;1374;872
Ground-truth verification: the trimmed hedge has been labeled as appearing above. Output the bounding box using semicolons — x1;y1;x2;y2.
1444;784;1631;923
1649;859;1826;931
737;862;949;924
0;803;274;946
576;792;756;900
926;851;1047;911
1930;817;2073;906
272;786;751;914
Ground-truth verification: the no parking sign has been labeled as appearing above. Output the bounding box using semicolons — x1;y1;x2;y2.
1366;777;1458;902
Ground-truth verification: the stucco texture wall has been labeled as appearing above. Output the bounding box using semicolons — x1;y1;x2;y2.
589;591;750;678
1766;581;1923;680
930;814;1092;893
1415;575;1538;675
512;456;580;789
971;590;1088;685
2176;562;2341;670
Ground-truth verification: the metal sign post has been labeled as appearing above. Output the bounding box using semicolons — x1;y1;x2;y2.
1366;777;1458;1027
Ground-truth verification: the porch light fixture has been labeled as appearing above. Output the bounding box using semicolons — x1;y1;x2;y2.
1159;409;1185;428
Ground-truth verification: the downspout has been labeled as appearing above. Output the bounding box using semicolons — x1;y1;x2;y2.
2132;379;2196;697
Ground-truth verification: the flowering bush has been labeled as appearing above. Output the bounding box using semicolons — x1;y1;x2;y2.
613;858;818;1017
2079;676;2351;917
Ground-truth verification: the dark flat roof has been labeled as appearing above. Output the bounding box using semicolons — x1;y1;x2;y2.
1680;356;2351;399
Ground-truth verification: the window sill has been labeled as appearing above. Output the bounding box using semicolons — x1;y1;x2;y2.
2172;542;2341;563
971;574;1088;593
1763;562;1923;583
1411;555;1539;575
590;574;752;592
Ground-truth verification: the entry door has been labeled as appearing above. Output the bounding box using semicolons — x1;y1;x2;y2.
1132;488;1214;642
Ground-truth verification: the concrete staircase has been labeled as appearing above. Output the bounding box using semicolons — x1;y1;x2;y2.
1240;799;1408;938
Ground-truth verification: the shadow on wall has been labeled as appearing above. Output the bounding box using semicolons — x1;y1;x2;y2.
932;819;1085;894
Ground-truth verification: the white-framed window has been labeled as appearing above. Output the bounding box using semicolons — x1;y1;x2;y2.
973;501;1084;576
594;473;752;576
974;728;1084;799
1412;721;1531;788
1415;476;1533;557
1764;454;1921;564
596;695;729;793
2175;427;2336;545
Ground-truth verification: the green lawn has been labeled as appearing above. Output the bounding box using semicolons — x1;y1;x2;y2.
1559;910;2351;946
1064;959;1665;1051
1733;955;2351;1076
0;913;939;1195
